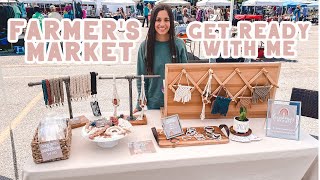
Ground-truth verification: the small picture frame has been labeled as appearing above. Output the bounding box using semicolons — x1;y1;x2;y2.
161;114;184;139
266;99;301;140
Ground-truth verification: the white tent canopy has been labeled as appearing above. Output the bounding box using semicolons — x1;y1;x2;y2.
0;0;16;2
22;0;96;4
197;0;231;7
155;0;191;6
242;0;284;6
101;0;135;13
101;0;135;6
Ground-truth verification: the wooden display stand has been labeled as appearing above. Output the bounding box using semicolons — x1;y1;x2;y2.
153;126;229;148
164;63;281;119
130;115;147;126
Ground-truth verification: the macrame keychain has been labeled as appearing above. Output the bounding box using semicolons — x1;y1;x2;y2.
112;75;120;117
173;70;193;104
137;75;147;120
211;86;232;116
200;69;213;120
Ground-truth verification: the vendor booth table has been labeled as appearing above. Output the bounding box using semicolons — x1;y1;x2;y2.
22;110;318;180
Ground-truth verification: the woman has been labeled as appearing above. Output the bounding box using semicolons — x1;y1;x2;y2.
135;4;188;112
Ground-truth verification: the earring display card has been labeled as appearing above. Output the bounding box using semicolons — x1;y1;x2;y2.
266;99;301;140
162;114;184;139
128;140;156;155
90;101;102;117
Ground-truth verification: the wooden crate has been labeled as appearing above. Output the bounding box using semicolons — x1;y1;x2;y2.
164;63;281;119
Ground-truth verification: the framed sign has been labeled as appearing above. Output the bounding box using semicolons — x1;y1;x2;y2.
266;99;301;140
162;114;184;139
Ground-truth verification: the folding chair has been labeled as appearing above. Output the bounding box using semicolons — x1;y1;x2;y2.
290;88;318;139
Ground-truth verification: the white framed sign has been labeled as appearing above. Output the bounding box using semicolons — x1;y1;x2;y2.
162;114;184;139
266;99;301;140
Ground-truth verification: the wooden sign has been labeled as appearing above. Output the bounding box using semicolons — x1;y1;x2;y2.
164;63;281;119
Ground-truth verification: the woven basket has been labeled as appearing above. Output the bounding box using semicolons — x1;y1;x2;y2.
31;121;72;164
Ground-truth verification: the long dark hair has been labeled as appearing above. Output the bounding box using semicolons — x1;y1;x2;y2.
145;4;177;75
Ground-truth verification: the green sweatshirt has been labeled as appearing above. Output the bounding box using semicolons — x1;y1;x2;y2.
136;38;188;110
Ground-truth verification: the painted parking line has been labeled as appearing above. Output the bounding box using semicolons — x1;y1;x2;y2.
0;92;42;144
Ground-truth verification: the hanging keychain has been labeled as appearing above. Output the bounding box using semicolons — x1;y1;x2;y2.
90;72;102;117
200;69;213;120
137;75;147;120
112;75;120;117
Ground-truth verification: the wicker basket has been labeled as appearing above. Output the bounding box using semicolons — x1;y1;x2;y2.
31;120;72;164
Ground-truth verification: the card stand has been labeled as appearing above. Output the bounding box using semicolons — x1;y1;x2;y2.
99;75;160;126
152;126;229;148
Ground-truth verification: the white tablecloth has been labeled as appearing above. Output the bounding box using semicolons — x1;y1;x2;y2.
22;110;318;180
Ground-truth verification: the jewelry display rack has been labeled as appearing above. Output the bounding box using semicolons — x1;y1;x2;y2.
28;73;98;119
99;75;160;125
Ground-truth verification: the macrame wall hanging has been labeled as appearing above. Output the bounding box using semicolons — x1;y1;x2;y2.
236;89;252;109
211;86;232;116
172;69;194;104
112;75;120;117
252;85;272;104
137;75;147;120
41;78;64;107
200;69;213;120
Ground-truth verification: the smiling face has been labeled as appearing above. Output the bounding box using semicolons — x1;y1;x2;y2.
155;10;171;41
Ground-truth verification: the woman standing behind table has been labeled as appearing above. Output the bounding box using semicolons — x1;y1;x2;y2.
134;4;188;112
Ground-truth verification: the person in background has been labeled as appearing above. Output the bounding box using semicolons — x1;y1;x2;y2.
142;4;149;27
134;4;188;112
32;5;44;29
137;2;143;15
63;4;74;20
172;6;178;21
119;7;126;19
11;3;21;18
302;7;308;21
293;5;301;22
48;5;62;21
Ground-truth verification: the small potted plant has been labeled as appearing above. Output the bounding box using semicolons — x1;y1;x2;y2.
233;107;250;133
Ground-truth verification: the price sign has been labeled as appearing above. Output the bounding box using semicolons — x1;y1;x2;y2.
39;140;63;161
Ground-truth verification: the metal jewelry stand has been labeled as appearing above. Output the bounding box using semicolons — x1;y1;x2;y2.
99;75;160;122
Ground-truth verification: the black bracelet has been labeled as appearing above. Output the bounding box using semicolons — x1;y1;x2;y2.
90;72;97;95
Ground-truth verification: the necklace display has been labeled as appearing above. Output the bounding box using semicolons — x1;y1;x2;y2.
137;75;147;120
112;75;120;117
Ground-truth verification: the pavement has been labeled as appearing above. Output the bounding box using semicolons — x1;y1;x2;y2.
0;25;318;180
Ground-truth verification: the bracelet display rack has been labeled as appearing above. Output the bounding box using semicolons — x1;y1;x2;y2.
27;73;98;120
99;75;160;126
